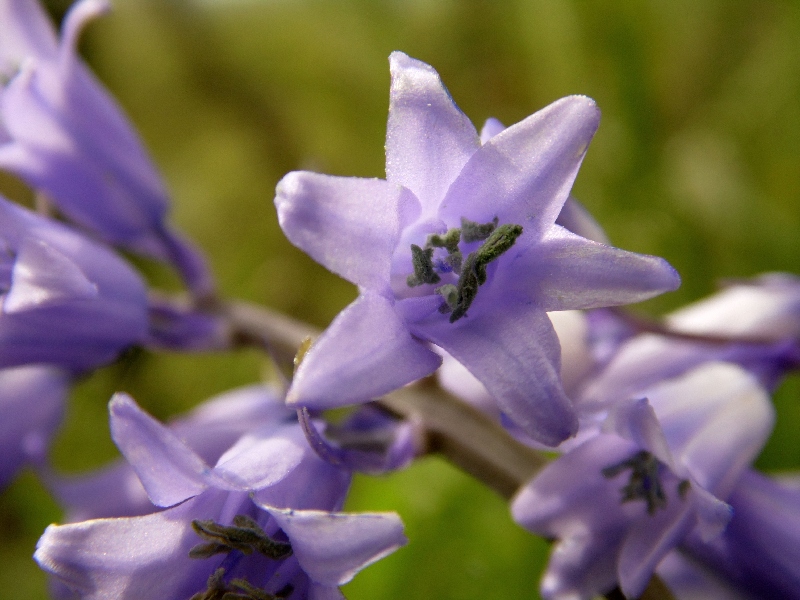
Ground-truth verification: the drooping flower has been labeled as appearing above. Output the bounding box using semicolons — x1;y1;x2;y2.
0;194;147;371
275;51;680;446
0;364;68;488
36;391;407;600
658;470;800;600
511;362;774;599
0;0;213;297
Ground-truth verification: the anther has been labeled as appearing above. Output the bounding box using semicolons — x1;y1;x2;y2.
189;516;292;561
406;244;440;287
461;217;499;243
427;228;461;254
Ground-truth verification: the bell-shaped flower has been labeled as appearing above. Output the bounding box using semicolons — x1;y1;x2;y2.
0;364;68;488
0;0;213;297
658;469;800;600
275;51;679;446
35;393;407;600
511;362;774;599
579;274;800;409
0;195;147;371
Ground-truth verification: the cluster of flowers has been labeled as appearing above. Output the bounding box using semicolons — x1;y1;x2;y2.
1;0;798;599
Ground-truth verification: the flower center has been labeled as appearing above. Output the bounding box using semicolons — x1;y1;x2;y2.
188;515;294;600
602;450;669;515
406;217;523;323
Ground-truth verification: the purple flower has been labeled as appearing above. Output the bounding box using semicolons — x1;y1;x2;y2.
0;364;68;488
36;392;407;599
275;51;679;446
659;470;800;600
511;362;774;599
0;0;213;297
0;195;147;371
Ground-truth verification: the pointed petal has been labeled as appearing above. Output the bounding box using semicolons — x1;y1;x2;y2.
555;196;610;244
438;95;600;237
287;292;441;409
265;508;406;586
516;225;680;311
0;0;59;64
34;494;224;600
276;171;416;292
386;52;479;214
479;117;505;144
109;393;212;507
421;306;578;446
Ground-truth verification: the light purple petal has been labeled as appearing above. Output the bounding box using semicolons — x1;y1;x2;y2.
555;196;610;244
385;51;479;216
479;117;505;144
4;237;97;313
438;95;600;237
422;306;577;446
516;225;680;311
309;583;346;600
0;0;58;66
265;507;406;586
212;422;309;491
34;493;225;600
287;291;441;409
0;364;67;487
603;397;674;468
109;393;212;507
276;171;416;292
618;505;694;598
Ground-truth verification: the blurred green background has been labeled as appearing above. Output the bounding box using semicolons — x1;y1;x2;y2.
2;0;800;598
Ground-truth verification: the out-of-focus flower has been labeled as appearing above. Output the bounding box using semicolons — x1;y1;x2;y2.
579;274;800;408
0;195;147;371
275;51;679;446
36;392;407;599
658;470;800;600
511;362;774;599
0;364;68;488
0;0;213;297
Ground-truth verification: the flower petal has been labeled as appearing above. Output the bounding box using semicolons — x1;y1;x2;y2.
287;291;441;410
276;171;416;292
516;225;680;311
438;95;600;237
386;51;479;215
265;508;407;586
0;0;58;65
109;393;213;507
34;494;224;600
421;306;578;446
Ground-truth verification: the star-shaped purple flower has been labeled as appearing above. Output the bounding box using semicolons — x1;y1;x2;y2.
276;52;679;446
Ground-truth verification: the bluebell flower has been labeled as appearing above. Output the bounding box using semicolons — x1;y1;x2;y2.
0;0;213;297
0;364;68;488
36;391;407;599
511;362;774;599
0;194;147;371
658;470;800;600
275;52;679;446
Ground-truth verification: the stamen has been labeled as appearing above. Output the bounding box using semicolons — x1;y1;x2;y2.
427;228;461;254
189;516;292;560
474;224;524;266
189;568;228;600
435;284;458;313
406;244;440;287
461;217;499;243
602;450;668;515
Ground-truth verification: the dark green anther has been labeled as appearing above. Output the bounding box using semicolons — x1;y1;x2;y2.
474;224;523;265
446;223;523;322
435;284;458;313
189;515;292;561
461;216;498;243
602;450;668;515
225;579;279;600
406;244;440;287
427;228;461;254
190;568;228;600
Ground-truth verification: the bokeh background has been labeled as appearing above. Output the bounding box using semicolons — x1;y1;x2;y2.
2;0;800;597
